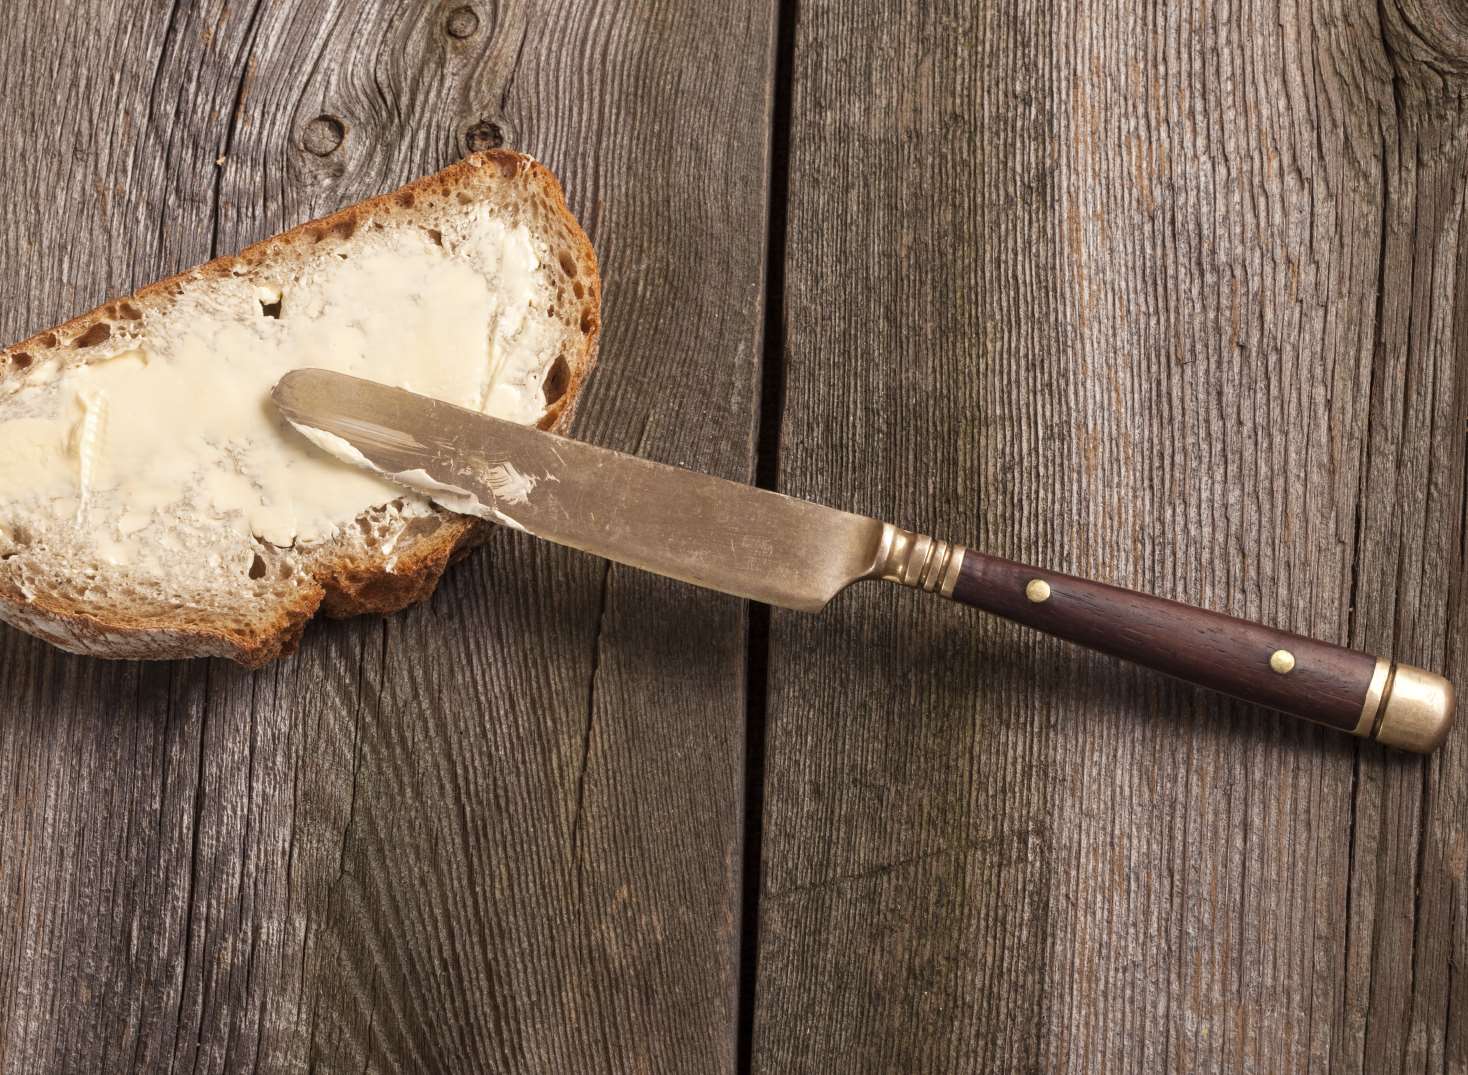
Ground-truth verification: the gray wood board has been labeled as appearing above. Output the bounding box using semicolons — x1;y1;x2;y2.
0;1;774;1072
753;0;1466;1072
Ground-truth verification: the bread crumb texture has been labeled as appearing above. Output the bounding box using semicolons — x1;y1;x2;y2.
0;151;600;665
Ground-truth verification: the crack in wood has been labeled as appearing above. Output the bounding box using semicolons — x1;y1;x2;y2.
170;661;212;1073
570;559;612;880
223;670;265;1072
766;828;1046;902
147;0;187;279
210;0;268;260
499;19;530;119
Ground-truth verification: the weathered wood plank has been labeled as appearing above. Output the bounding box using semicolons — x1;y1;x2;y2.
1039;3;1466;1071
0;2;774;1071
753;2;1064;1070
754;0;1465;1072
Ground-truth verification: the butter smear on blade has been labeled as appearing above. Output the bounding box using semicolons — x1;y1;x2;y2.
0;218;553;573
287;418;538;532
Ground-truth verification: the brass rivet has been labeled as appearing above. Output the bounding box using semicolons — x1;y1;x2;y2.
1025;579;1051;603
1270;649;1296;674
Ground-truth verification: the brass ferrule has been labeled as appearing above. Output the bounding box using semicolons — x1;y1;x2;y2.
1358;659;1455;753
875;525;966;597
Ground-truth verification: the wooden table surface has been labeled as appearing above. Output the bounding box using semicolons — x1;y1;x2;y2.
1;1;1464;1072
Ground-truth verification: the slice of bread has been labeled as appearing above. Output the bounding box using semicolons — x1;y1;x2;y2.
0;150;599;666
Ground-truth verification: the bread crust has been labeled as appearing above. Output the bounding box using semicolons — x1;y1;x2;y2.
0;150;600;667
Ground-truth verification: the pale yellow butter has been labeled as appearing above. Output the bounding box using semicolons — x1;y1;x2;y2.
0;216;552;570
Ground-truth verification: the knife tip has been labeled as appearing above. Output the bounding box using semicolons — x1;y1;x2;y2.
272;367;312;400
271;368;340;417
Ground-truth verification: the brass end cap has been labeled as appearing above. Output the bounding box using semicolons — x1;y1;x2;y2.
1373;663;1455;753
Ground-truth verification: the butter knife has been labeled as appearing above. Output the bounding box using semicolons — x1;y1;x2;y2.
272;369;1454;752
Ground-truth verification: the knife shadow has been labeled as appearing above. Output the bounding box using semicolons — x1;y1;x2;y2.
750;581;1369;760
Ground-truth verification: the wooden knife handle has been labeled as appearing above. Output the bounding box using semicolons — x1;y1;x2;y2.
877;533;1454;751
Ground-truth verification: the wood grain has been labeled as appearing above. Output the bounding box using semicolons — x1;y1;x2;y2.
753;1;1066;1069
1;1;1463;1071
1039;2;1466;1071
754;0;1465;1072
0;1;774;1071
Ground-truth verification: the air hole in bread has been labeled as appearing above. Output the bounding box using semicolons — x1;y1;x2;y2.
37;333;57;348
423;228;444;248
0;525;21;559
397;193;416;209
248;554;268;579
558;252;577;278
579;311;595;334
259;297;283;319
457;191;473;205
11;352;33;369
543;355;571;405
119;302;142;320
572;280;585;300
74;323;112;348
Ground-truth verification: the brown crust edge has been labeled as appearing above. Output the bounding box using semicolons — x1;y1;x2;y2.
0;150;601;668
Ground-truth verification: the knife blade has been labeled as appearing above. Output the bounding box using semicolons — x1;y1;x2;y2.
271;368;1454;753
272;368;898;611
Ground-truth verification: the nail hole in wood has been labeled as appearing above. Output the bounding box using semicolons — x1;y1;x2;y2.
303;115;346;157
446;6;480;38
465;121;505;152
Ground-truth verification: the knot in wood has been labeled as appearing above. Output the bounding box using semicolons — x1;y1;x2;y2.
302;115;346;157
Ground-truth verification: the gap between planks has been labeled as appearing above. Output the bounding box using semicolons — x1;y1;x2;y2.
738;0;800;1070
